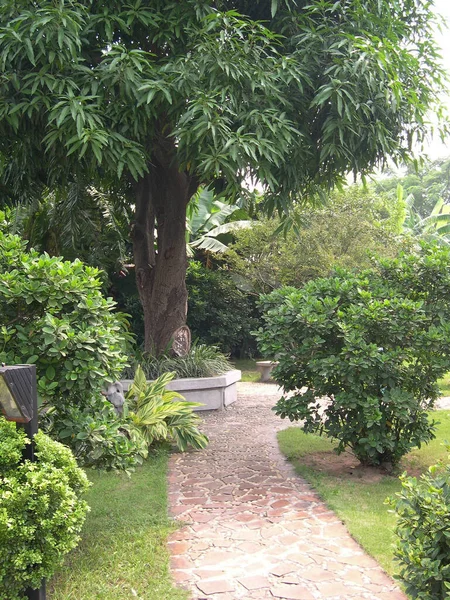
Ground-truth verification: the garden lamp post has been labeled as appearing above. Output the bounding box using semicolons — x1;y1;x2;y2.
0;364;46;600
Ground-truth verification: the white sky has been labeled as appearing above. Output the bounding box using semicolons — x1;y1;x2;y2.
423;0;450;158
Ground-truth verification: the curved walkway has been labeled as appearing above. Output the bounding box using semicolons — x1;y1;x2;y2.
168;382;406;600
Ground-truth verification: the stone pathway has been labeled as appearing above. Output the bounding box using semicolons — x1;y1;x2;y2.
168;382;407;600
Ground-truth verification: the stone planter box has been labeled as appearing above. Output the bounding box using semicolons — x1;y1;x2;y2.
256;360;279;382
121;369;241;411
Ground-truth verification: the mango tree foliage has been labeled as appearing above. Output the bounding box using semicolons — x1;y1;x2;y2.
0;0;446;353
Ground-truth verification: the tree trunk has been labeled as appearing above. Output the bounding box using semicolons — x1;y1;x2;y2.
132;134;198;355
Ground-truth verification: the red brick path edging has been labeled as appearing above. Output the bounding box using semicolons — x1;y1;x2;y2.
168;382;406;600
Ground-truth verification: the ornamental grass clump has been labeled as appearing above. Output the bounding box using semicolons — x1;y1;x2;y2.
127;343;233;380
0;418;90;600
255;242;450;467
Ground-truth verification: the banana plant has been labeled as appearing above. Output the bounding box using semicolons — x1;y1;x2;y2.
400;184;450;243
186;187;252;256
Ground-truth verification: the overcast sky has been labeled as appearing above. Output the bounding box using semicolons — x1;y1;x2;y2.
423;0;450;158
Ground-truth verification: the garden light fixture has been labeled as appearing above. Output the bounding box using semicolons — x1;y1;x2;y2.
0;364;35;424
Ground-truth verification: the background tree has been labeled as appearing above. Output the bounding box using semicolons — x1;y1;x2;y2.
9;184;132;277
0;0;446;354
226;185;405;294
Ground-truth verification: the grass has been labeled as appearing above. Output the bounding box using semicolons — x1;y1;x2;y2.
48;447;188;600
438;373;450;396
232;358;261;382
278;410;450;575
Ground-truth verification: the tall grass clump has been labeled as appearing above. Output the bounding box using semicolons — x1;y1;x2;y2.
126;344;233;380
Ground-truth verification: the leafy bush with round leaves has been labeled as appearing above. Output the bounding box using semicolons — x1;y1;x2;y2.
0;232;129;409
390;454;450;599
255;243;450;466
41;397;148;472
0;418;90;599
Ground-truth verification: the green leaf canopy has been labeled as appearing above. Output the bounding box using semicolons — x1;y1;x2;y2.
0;0;446;209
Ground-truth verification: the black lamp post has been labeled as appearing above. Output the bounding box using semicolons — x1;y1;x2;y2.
0;364;46;600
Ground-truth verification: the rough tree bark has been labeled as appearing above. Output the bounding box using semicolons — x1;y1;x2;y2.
132;131;198;355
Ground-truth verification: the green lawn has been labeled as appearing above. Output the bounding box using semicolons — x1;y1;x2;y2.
278;410;450;575
48;448;188;600
438;374;450;397
232;358;261;382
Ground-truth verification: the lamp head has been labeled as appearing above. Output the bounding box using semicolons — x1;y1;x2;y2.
0;365;35;423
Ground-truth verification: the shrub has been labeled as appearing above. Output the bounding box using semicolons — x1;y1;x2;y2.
0;232;129;410
125;366;209;451
126;343;233;380
186;261;259;356
390;455;450;599
0;419;90;599
41;398;148;472
255;243;450;467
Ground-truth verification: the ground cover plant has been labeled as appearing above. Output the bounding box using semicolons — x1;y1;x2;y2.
125;367;209;452
232;358;261;383
0;419;90;600
438;374;450;397
41;399;148;472
277;411;450;576
257;242;450;467
48;449;188;600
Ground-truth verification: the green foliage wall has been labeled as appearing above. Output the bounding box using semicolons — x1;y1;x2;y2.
0;232;129;409
376;158;450;219
186;261;259;356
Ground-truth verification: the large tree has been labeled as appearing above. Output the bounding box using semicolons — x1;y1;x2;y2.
0;0;446;353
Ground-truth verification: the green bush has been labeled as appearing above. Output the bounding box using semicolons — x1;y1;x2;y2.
0;232;129;410
390;456;450;599
0;419;90;599
126;366;209;452
255;243;450;466
41;398;148;472
126;342;232;380
186;261;259;356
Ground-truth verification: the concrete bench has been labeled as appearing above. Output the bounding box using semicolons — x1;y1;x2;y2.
256;360;279;382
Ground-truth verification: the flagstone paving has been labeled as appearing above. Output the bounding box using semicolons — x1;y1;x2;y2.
168;382;407;600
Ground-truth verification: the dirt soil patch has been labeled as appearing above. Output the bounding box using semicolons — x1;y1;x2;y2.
300;450;425;482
